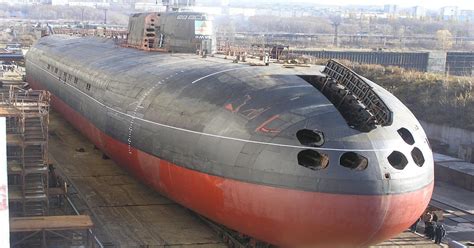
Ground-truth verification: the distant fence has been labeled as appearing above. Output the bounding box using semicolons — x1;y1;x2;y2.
446;52;474;76
292;50;474;76
292;50;429;71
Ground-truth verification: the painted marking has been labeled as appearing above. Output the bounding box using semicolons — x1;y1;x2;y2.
0;185;6;211
241;107;269;120
29;60;391;152
255;115;281;133
278;85;313;89
228;94;251;113
224;103;234;111
190;67;248;84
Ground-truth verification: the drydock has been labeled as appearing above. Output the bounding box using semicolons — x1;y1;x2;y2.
2;46;474;248
1;10;473;248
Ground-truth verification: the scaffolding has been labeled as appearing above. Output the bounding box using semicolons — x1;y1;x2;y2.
0;85;50;217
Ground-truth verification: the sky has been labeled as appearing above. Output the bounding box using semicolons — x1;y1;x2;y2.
286;0;474;10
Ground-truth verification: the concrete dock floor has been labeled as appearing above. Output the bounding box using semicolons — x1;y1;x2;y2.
373;231;442;247
431;181;474;245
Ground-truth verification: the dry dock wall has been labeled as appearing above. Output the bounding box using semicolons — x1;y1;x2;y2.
434;154;474;192
421;121;474;157
422;121;474;192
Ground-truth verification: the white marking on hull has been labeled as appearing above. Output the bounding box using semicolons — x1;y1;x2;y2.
190;67;248;84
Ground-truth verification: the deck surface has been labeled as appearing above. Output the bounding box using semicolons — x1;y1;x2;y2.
0;106;20;116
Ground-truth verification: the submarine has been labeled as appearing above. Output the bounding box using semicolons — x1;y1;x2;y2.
25;12;434;247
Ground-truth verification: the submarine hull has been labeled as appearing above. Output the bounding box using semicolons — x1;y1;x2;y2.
26;36;434;247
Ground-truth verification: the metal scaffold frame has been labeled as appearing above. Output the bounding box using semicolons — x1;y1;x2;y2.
1;85;97;247
0;85;51;217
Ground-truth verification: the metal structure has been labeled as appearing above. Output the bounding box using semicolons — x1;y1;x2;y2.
0;86;50;217
321;59;392;130
446;51;474;76
225;31;474;52
0;83;100;248
162;0;196;11
0;53;24;62
126;13;165;51
292;50;474;77
50;28;127;39
126;12;214;54
293;50;430;71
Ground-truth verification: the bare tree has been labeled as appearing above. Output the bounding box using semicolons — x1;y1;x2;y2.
436;29;453;50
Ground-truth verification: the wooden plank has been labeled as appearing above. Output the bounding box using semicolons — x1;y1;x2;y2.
10;215;94;232
0;107;20;117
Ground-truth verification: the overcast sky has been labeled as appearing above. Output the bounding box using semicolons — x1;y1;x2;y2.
288;0;474;10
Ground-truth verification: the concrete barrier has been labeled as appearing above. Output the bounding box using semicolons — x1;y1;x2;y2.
421;121;474;157
434;153;474;192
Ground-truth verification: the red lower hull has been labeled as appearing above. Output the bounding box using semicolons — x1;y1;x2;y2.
30;79;433;247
